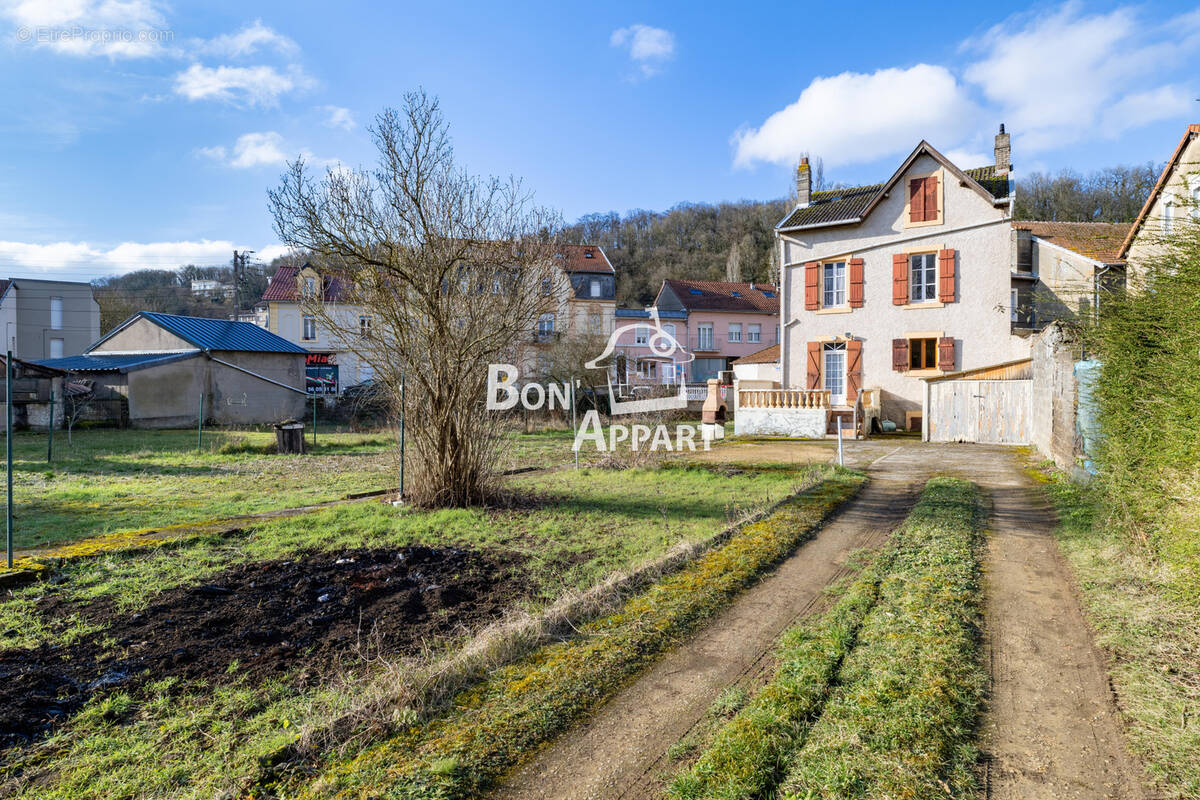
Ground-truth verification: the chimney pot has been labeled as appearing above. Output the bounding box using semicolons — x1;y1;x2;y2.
994;124;1011;176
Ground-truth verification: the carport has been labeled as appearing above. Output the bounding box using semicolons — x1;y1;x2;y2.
921;358;1032;445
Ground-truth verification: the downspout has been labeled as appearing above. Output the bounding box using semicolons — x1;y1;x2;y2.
204;351;310;395
778;238;789;388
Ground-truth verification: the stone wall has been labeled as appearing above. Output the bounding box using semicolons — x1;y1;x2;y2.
734;407;826;438
1031;322;1081;470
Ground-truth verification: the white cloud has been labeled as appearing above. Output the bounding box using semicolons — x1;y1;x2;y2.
735;2;1200;171
943;149;990;169
173;63;311;106
0;238;283;277
195;20;296;58
199;131;290;169
734;65;980;168
319;105;355;131
3;0;172;58
963;3;1200;153
610;24;675;77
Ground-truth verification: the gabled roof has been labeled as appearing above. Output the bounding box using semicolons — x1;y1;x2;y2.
777;141;1011;232
0;280;12;303
92;312;309;355
660;280;779;313
38;351;201;373
1014;221;1131;264
261;264;350;303
558;245;614;274
1118;123;1200;260
734;343;779;365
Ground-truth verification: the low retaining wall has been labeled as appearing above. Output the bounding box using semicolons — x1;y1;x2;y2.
734;407;826;438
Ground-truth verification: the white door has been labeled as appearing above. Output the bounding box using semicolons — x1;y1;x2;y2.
823;344;846;406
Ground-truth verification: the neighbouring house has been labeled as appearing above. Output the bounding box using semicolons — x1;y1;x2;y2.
606;307;691;393
0;355;66;431
190;279;235;301
1118;123;1200;274
653;279;780;383
1010;222;1130;330
768;127;1030;434
553;244;617;338
37;311;309;428
0;278;100;360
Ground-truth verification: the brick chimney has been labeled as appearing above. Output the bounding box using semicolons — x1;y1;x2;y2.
796;157;812;207
994;124;1011;176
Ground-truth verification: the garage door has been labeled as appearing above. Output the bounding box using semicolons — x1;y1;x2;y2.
927;379;1032;444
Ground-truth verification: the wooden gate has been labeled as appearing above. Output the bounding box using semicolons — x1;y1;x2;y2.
927;379;1032;444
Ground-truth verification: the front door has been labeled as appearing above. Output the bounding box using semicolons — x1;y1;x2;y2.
823;343;846;406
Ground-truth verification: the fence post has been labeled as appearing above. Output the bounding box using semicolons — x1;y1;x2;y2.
47;391;54;463
312;396;317;448
6;351;13;568
837;422;844;467
197;393;204;452
571;377;578;470
398;370;406;499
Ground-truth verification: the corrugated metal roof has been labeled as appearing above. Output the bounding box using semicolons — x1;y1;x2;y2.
94;312;309;354
37;351;202;373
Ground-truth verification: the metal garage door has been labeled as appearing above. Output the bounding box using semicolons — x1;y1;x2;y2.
927;379;1032;444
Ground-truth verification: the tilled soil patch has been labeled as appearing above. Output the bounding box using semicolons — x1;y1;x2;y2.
0;545;529;749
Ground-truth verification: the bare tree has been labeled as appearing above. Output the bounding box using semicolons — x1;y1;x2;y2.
725;239;741;282
268;90;561;507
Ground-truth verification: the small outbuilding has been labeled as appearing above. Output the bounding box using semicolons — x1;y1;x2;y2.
921;358;1033;445
38;312;310;428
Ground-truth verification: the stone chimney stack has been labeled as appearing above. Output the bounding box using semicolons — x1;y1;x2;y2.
994;124;1011;176
796;157;812;207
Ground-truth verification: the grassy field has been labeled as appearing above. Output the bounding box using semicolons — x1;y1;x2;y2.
0;459;831;800
4;426;591;550
1037;468;1200;798
670;478;987;800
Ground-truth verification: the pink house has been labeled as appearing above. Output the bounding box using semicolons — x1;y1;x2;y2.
607;307;691;392
653;280;780;382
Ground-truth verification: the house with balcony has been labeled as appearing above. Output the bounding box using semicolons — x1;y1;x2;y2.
606;307;691;394
533;245;617;344
652;279;779;383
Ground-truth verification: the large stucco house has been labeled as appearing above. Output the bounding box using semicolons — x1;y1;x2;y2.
0;278;100;360
772;130;1026;431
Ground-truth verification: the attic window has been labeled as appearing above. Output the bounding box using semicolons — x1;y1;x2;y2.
761;291;776;298
731;291;741;297
584;251;594;258
688;289;703;295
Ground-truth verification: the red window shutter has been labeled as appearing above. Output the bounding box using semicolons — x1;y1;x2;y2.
938;336;956;371
846;340;862;403
938;248;956;302
806;342;821;389
924;174;939;221
892;254;908;305
892;338;909;372
849;258;864;308
804;262;820;310
909;178;925;222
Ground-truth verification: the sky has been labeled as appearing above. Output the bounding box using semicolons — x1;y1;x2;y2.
0;0;1198;281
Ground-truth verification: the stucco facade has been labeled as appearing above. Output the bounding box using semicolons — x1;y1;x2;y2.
0;278;99;360
778;146;1029;428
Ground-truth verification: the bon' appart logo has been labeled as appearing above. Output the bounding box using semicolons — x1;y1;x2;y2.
486;310;709;452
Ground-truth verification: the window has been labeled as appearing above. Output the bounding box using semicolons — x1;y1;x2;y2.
910;253;937;303
589;278;602;298
1010;288;1019;323
1163;199;1175;235
359;315;373;338
910;337;938;370
540;277;553;296
304;277;317;296
823;343;846;406
635;326;649;345
908;175;939;223
302;315;317;341
822;262;846;307
588;312;603;334
49;338;64;359
748;323;761;343
537;313;555;337
728;323;742;342
492;279;502;295
663;323;676;341
636;359;658;380
697;323;714;350
775;324;780;344
50;297;63;330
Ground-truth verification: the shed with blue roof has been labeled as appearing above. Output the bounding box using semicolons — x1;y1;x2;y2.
37;312;309;428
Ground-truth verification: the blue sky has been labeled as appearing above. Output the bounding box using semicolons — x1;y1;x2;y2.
0;0;1197;280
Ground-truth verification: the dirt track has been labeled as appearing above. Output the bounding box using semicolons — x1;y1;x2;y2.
492;439;1150;800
